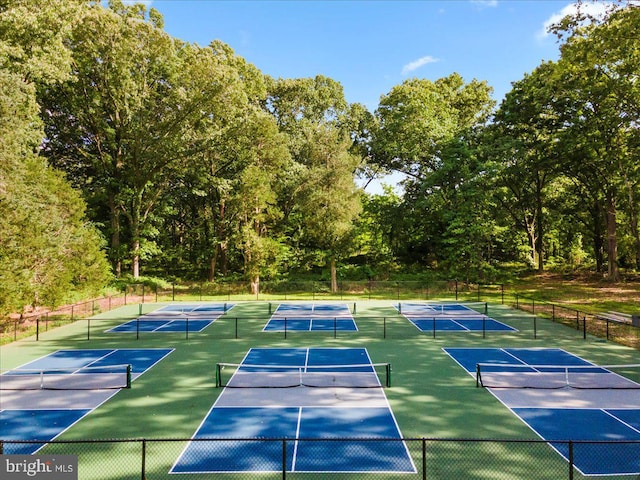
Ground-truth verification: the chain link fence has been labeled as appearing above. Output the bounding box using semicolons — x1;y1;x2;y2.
3;437;637;479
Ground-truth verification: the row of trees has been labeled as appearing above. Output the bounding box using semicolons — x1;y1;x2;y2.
1;0;638;314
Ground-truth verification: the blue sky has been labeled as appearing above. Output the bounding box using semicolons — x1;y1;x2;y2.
141;0;601;111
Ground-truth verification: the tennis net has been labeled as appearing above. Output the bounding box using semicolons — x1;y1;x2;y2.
0;364;132;390
476;363;640;389
216;362;391;388
399;302;488;316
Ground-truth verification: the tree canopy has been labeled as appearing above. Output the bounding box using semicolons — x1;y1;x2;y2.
2;1;639;314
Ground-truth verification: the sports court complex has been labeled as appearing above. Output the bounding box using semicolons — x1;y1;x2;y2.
2;299;640;479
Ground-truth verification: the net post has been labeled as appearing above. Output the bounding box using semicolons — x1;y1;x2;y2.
432;317;436;339
583;316;587;339
223;302;227;313
215;363;221;388
126;364;132;388
353;302;356;314
284;318;287;340
383;317;387;339
484;302;488;315
268;302;272;315
476;364;480;387
386;363;391;387
333;317;337;339
482;316;486;339
36;316;40;341
136;317;140;340
534;316;537;339
87;318;91;341
398;302;402;314
185;316;189;340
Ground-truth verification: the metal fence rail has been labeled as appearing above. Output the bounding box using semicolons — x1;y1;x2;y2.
1;437;637;479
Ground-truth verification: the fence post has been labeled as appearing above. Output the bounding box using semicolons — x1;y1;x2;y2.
141;439;146;480
422;438;427;480
568;441;574;480
282;439;287;480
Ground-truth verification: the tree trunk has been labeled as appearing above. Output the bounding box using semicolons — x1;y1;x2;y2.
208;254;216;282
606;190;619;280
535;176;544;272
526;219;537;269
591;200;605;273
130;194;142;279
330;255;338;293
623;173;640;269
132;238;140;278
108;195;121;277
250;274;259;296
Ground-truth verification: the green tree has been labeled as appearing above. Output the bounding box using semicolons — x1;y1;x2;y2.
0;0;111;314
550;4;640;279
371;73;494;274
40;2;250;279
490;61;563;272
267;76;364;290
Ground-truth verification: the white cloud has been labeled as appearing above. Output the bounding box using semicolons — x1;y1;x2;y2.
538;2;612;39
401;56;439;75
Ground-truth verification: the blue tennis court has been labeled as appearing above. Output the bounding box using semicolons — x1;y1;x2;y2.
399;303;516;332
444;347;640;476
171;347;415;474
107;303;234;333
264;303;357;332
272;303;352;317
263;318;357;331
1;348;173;454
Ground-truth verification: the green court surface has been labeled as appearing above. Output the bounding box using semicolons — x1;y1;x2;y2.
2;300;640;479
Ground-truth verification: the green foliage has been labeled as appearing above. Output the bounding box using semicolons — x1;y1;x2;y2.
0;0;112;315
4;0;640;317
